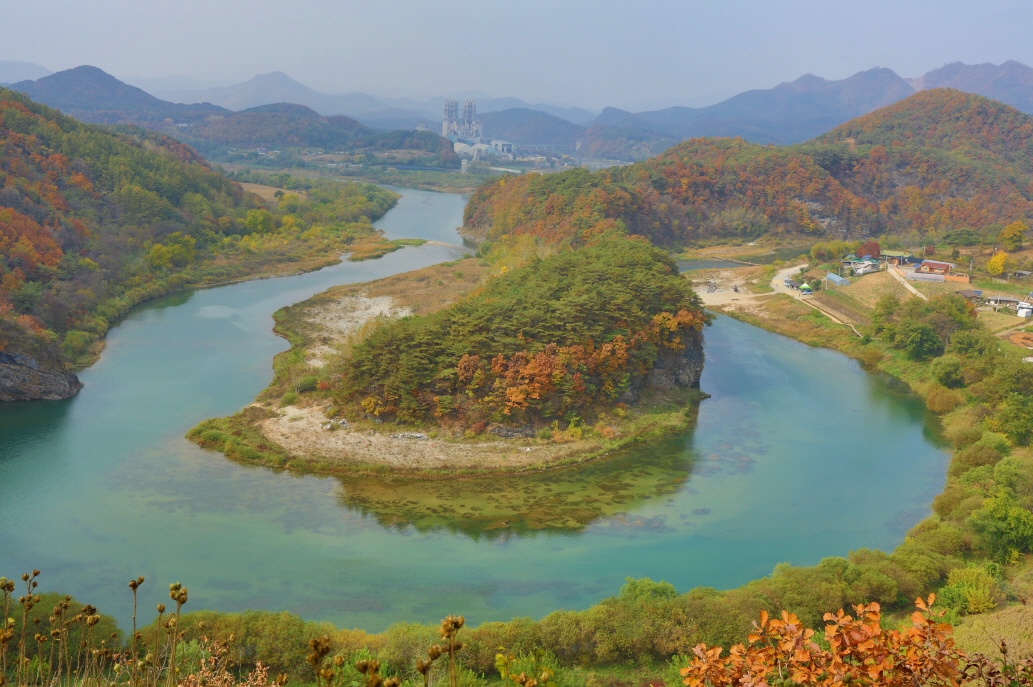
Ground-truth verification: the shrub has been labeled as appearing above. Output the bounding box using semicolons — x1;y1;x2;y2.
948;436;1006;477
927;385;962;414
930;354;965;388
938;565;999;615
860;346;883;367
968;493;1033;559
297;375;319;393
61;329;93;357
280;391;298;406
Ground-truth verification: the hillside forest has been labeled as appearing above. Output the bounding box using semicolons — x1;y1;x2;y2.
465;89;1033;258
0;88;400;374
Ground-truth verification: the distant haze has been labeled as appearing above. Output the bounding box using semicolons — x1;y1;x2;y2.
3;0;1033;110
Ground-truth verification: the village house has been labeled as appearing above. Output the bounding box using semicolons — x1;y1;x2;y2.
880;250;913;265
987;295;1021;311
842;255;880;275
917;259;953;275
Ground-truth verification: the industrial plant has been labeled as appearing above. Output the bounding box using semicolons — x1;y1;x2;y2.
442;98;513;159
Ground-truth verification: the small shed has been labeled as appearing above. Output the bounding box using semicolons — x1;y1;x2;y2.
827;272;849;287
956;289;983;302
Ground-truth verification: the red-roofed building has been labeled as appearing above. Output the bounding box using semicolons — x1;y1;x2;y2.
918;260;952;275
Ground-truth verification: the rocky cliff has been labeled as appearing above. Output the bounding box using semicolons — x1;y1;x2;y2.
0;351;83;401
621;329;705;404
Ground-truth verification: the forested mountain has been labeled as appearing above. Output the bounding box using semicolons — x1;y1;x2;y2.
0;87;242;385
11;66;228;125
589;68;916;145
479;108;585;145
0;88;402;399
159;71;384;116
464;89;1033;247
174;102;458;164
8;67;458;165
909;60;1033;114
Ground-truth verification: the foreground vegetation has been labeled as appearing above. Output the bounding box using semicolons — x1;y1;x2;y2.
4;570;1031;687
0;88;407;372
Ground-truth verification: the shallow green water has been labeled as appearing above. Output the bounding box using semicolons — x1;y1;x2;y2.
0;188;947;631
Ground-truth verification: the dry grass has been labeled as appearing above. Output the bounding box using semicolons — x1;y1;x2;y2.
838;271;912;309
239;182;309;204
809;291;869;325
954;559;1033;659
978;309;1026;333
362;259;489;315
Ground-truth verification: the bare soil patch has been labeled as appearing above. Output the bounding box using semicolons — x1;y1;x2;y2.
259;403;595;471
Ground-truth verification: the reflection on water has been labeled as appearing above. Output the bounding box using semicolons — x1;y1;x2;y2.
336;419;698;539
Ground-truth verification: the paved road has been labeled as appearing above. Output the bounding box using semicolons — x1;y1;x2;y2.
887;265;928;300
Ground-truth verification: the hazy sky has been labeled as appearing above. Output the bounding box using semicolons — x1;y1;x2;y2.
4;0;1033;110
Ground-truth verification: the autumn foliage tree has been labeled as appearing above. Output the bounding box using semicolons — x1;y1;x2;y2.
856;240;881;258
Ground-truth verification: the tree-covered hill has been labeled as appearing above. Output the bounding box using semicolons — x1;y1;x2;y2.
11;67;459;167
176;102;458;165
464;89;1033;248
11;65;228;125
0;88;400;398
337;237;708;430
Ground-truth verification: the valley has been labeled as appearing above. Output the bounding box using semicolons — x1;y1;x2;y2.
5;16;1033;686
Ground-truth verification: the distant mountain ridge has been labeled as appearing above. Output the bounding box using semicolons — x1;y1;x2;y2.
0;60;51;85
11;65;228;125
589;68;917;144
10;60;1033;163
153;72;598;126
6;67;457;166
908;60;1033;114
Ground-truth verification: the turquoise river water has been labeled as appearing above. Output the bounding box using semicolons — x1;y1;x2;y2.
0;187;948;631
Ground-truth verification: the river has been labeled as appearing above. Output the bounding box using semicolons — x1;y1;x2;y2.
0;187;948;631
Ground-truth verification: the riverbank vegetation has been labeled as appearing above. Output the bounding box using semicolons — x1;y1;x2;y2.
0;88;403;373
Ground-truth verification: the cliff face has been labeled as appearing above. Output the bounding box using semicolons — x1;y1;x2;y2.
621;329;705;404
0;351;83;401
647;329;705;391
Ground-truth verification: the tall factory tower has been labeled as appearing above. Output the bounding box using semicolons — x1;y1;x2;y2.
442;98;481;140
